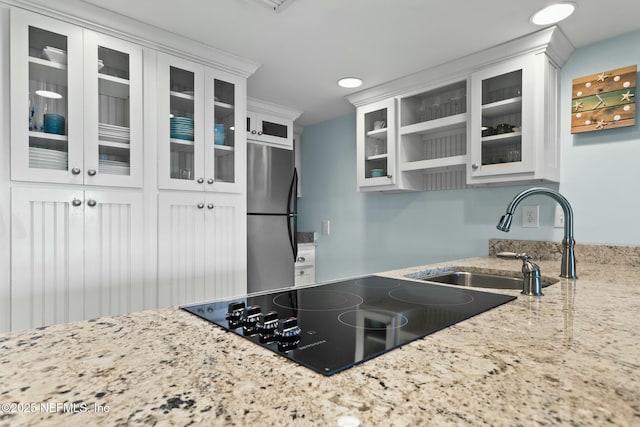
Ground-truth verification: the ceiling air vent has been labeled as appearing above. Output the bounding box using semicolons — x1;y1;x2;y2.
255;0;294;12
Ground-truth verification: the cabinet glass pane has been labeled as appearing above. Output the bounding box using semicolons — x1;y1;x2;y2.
28;26;69;171
169;66;195;180
214;79;235;183
364;108;388;179
480;70;522;166
401;81;466;127
97;46;131;176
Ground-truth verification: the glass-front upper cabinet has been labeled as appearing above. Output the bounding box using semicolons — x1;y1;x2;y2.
469;55;536;180
205;69;244;193
10;9;83;185
356;98;396;189
83;31;143;187
157;53;244;193
10;10;143;187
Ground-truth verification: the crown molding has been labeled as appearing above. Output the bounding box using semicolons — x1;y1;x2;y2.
248;97;303;120
346;26;574;107
0;0;261;78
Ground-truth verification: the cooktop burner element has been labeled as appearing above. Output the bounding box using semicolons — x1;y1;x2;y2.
182;276;516;376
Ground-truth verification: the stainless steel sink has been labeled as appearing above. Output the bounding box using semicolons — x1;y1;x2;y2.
416;269;557;290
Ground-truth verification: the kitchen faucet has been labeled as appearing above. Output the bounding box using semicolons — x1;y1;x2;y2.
496;187;577;279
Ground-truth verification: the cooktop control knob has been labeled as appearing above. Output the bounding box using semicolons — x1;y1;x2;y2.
243;305;261;326
225;302;246;320
275;317;301;352
275;317;301;339
257;311;279;334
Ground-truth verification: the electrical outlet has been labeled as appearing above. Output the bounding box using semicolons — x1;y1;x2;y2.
554;205;565;228
522;205;539;228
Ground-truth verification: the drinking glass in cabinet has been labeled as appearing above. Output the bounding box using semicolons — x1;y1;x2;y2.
401;81;466;126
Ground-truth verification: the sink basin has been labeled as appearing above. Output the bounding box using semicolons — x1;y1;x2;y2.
415;268;557;290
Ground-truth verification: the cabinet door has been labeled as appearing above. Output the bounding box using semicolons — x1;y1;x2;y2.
83;190;144;319
157;193;208;306
247;111;293;148
469;55;536;179
83;31;143;188
356;98;396;188
204;194;246;299
11;187;85;331
10;9;83;185
204;68;245;193
158;193;245;307
157;53;205;191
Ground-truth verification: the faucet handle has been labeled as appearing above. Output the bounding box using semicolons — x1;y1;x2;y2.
497;251;530;260
497;252;543;296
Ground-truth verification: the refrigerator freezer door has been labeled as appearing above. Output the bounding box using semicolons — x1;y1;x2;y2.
248;214;295;293
247;142;294;214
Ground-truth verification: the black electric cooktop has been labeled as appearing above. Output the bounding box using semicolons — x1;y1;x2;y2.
181;276;515;376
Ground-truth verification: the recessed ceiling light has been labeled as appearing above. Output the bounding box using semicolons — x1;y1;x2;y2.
337;77;363;88
531;2;575;25
35;90;63;99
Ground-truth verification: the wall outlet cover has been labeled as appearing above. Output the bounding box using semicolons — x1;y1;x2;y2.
522;205;539;228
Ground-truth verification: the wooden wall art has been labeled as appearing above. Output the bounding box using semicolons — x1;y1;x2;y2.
571;65;636;133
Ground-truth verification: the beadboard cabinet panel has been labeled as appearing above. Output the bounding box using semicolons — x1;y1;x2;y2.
157;193;245;308
11;187;144;331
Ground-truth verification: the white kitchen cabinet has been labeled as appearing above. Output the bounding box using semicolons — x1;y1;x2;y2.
247;98;302;149
348;26;571;191
10;9;143;187
157;53;246;193
157;192;246;307
468;52;560;185
398;80;468;178
356;98;423;192
10;187;144;331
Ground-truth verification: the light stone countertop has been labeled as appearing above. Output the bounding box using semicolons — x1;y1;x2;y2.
1;255;639;427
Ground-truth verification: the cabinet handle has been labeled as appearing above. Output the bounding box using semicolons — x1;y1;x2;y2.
207;204;214;209
387;174;392;179
257;131;263;135
472;163;479;170
197;178;204;184
207;178;214;184
87;199;97;207
197;203;205;209
72;198;82;207
251;130;257;134
71;168;81;175
87;169;97;176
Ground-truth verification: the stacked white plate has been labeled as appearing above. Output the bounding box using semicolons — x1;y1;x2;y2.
29;147;68;170
99;159;130;175
99;123;130;144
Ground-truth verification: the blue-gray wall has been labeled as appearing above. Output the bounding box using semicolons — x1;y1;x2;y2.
298;30;640;283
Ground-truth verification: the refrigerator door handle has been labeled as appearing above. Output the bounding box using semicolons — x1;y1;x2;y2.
286;168;298;260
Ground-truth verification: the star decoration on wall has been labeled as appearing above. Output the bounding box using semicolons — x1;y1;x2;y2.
621;90;635;101
572;100;583;111
596;72;609;82
595;120;608;130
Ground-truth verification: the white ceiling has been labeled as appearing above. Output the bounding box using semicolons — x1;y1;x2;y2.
78;0;640;127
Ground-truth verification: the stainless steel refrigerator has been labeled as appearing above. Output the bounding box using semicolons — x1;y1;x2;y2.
247;141;298;293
